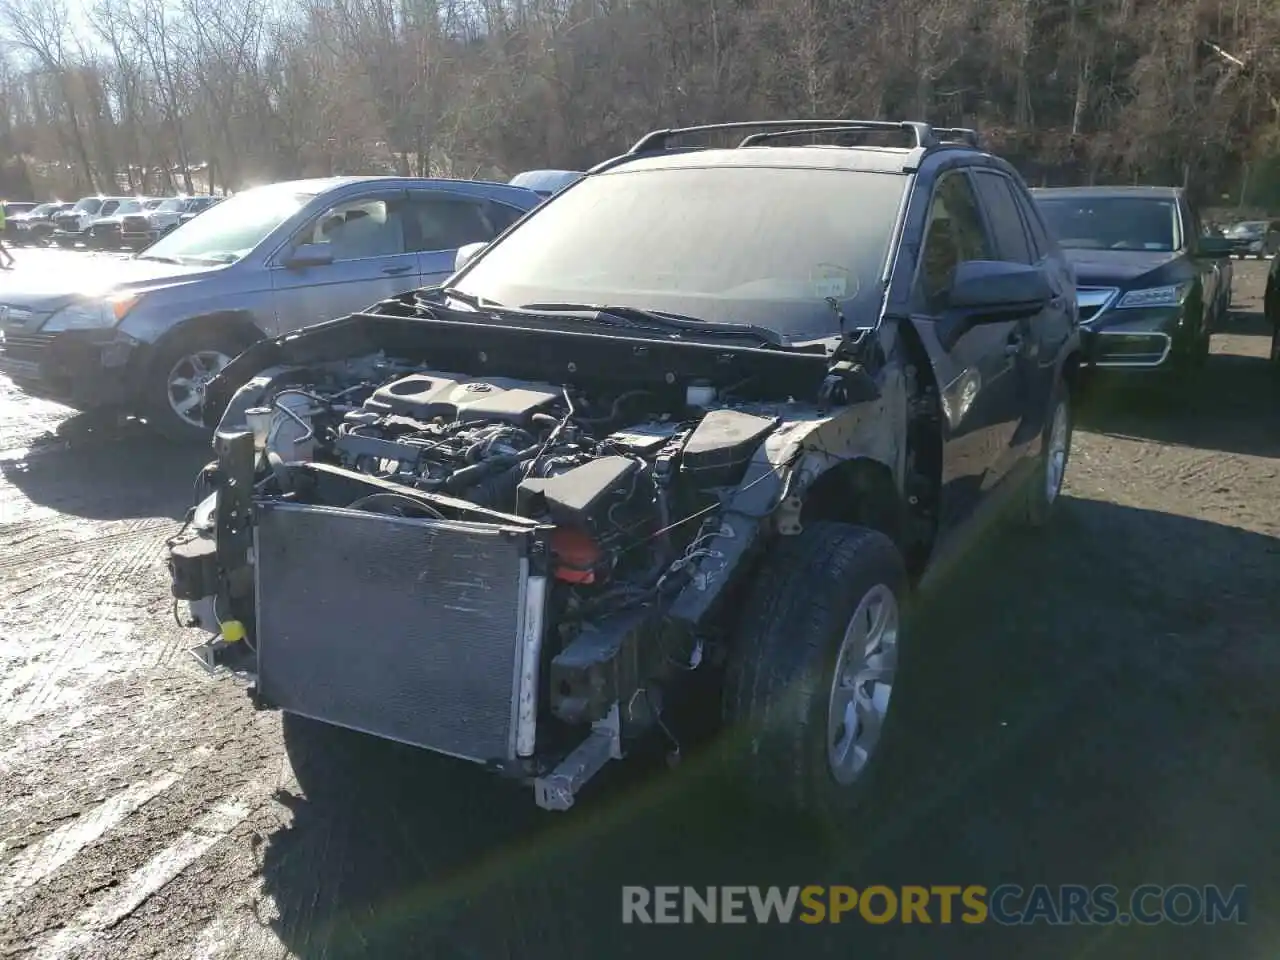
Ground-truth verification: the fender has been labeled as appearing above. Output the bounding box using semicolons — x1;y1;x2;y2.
666;371;909;627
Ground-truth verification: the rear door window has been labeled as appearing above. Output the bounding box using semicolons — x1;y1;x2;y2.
408;197;499;252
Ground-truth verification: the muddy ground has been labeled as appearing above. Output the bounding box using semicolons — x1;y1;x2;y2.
0;251;1277;959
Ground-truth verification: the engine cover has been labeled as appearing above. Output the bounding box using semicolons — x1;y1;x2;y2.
363;371;560;424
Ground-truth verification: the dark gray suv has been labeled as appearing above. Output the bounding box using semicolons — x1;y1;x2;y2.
0;176;541;438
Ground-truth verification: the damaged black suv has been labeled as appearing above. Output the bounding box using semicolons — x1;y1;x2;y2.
167;120;1082;818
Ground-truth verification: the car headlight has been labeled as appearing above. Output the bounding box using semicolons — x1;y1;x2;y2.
1115;282;1193;310
42;294;140;332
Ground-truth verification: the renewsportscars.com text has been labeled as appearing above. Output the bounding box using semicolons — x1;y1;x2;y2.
621;884;1248;925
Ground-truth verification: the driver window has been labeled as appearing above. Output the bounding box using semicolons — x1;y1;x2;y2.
301;198;405;261
916;172;992;313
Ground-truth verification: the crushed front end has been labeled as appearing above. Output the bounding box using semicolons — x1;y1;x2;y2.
165;308;879;809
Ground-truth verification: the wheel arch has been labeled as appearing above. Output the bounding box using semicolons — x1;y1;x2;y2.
798;457;905;549
149;310;267;362
125;310;267;412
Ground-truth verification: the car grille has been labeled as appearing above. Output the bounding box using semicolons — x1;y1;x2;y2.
55;216;80;232
91;222;120;236
1076;287;1119;324
0;331;55;363
253;502;548;763
121;215;150;232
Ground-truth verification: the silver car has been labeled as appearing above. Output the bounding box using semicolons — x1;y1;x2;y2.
0;176;541;439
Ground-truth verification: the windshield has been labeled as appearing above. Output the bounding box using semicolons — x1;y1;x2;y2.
452;166;907;340
157;198;185;212
141;187;313;265
114;200;143;215
73;198;102;215
1036;196;1181;252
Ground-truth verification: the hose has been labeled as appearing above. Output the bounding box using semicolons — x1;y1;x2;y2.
347;492;446;518
444;443;542;493
465;462;527;509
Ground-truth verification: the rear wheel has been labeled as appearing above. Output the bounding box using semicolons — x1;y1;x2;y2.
143;326;255;441
721;523;908;823
1022;381;1072;527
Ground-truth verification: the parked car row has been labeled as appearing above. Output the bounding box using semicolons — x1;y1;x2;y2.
3;194;222;250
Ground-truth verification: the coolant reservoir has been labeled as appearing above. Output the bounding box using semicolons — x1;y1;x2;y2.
265;392;319;461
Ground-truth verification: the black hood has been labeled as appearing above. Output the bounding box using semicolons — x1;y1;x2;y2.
205;309;834;427
1064;249;1189;288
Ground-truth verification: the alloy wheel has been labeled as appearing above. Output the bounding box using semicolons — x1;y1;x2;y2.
826;584;899;786
166;350;232;428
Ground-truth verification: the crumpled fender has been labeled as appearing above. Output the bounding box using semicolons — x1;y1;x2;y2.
666;379;907;626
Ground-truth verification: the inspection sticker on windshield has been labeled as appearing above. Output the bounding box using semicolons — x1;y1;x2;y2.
810;265;848;299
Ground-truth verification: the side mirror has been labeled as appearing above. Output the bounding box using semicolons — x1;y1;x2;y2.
454;241;487;272
947;260;1054;315
1196;235;1233;259
284;242;334;268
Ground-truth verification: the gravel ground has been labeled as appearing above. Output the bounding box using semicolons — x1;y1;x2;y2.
0;250;1277;959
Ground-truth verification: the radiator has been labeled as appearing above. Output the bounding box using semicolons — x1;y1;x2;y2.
253;502;547;763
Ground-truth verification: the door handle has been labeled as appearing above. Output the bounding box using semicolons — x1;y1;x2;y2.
382;264;413;276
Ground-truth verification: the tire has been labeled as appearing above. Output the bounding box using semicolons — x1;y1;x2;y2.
143;325;256;442
1270;324;1280;372
1021;380;1073;528
720;523;908;823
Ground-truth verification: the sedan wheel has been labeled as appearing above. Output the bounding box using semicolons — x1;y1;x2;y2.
166;350;233;429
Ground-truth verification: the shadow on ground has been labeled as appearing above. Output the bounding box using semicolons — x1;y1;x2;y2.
1076;314;1280;459
0;410;210;521
260;495;1280;960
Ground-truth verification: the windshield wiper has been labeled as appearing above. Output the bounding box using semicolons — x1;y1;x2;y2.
438;287;506;310
135;253;182;264
516;302;787;346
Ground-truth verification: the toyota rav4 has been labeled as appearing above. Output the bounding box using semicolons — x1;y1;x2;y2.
166;119;1082;819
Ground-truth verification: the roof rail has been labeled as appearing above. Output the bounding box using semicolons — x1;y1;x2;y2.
932;127;981;148
738;125;922;147
628;120;940;154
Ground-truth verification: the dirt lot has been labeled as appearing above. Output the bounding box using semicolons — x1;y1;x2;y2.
0;252;1277;959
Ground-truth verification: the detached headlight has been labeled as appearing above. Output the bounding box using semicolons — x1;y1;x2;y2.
42;294;140;332
1115;282;1192;310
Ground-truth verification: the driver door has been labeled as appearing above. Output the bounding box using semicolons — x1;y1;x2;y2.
908;170;1024;531
270;190;419;334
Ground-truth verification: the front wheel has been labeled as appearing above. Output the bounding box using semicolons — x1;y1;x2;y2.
143;327;254;441
721;523;908;822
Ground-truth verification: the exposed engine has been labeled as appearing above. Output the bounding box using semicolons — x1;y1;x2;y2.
222;364;778;624
167;333;869;811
